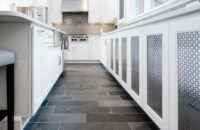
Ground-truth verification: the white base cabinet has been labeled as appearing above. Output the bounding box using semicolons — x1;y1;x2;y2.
32;26;63;115
100;10;200;130
0;23;62;128
64;36;100;62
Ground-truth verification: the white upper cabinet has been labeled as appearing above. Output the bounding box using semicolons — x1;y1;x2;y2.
88;0;100;23
48;0;63;24
88;0;117;23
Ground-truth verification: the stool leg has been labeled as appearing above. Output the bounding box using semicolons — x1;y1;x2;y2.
6;64;14;130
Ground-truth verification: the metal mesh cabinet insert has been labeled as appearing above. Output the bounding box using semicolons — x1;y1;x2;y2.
111;39;114;70
121;37;127;83
178;31;200;130
147;34;163;118
131;36;140;95
115;38;119;75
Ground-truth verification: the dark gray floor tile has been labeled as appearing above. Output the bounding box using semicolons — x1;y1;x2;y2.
47;101;99;107
108;90;129;95
51;90;65;96
37;106;55;114
87;114;152;122
72;95;123;101
30;114;86;123
54;107;111;114
47;95;72;101
129;122;160;130
55;87;84;91
59;123;132;130
26;64;158;129
120;95;133;100
65;91;108;95
24;123;59;130
111;107;144;114
99;100;138;107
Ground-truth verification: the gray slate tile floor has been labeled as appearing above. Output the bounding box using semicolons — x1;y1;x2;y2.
24;64;159;130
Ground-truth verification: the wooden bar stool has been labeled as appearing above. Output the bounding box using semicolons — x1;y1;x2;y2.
0;50;15;130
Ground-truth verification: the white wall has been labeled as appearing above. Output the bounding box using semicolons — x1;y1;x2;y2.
0;0;18;10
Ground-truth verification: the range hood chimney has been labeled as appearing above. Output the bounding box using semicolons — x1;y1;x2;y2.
62;0;88;12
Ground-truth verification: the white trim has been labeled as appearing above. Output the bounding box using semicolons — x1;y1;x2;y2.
104;0;200;35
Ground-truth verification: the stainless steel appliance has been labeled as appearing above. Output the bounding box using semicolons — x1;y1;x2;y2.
70;35;88;42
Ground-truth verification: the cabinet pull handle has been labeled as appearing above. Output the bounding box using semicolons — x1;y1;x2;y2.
37;30;44;33
58;56;61;65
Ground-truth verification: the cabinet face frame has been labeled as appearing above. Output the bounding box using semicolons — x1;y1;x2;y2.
168;12;200;130
142;22;169;130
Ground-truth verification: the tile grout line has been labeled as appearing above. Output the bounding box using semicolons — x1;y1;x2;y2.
128;122;134;130
58;122;61;130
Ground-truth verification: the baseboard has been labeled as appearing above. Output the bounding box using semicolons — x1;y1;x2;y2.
65;60;100;64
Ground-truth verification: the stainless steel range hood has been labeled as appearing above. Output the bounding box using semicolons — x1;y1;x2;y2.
62;0;88;12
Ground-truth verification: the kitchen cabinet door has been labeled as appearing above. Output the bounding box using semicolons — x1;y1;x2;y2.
89;36;100;60
168;13;200;130
100;38;107;65
143;22;169;130
41;31;55;96
88;0;117;23
32;26;44;114
88;0;100;23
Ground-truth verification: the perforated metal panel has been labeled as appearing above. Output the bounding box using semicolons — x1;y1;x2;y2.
131;36;139;95
178;31;200;130
111;39;114;70
106;40;109;66
122;37;127;83
115;38;119;75
147;34;162;118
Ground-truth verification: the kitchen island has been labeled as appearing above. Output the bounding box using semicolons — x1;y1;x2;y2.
0;11;64;130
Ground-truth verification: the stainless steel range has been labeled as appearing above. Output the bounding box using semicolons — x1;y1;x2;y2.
69;35;88;42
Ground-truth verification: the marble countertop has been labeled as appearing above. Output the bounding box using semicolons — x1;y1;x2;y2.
0;11;55;30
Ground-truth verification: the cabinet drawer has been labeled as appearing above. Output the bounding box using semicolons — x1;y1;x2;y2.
45;30;54;44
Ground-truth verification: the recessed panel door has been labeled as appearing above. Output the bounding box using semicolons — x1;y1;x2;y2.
178;31;200;130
